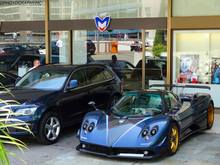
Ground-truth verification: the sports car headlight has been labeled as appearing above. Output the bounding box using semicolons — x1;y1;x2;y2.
82;120;89;130
14;105;38;116
150;126;159;136
141;129;149;137
88;122;95;132
141;125;159;139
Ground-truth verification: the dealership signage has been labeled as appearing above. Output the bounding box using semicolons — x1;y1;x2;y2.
0;0;43;6
94;16;111;32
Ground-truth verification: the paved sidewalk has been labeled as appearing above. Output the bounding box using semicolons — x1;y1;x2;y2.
44;114;220;165
9;114;220;165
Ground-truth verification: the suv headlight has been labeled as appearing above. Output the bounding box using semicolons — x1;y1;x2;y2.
15;105;38;116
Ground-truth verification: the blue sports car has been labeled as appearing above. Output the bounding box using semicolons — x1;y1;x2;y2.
76;85;214;159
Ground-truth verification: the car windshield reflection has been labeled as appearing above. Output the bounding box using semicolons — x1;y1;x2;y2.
15;69;69;90
112;93;162;117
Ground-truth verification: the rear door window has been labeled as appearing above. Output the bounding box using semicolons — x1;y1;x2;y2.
86;66;111;84
103;69;114;79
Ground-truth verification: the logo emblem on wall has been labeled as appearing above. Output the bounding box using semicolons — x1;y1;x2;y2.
94;16;111;32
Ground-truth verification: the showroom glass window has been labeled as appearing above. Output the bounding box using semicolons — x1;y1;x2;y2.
173;30;220;85
0;0;45;21
173;0;220;16
49;0;167;20
50;31;71;64
71;29;167;91
173;30;220;107
0;31;45;76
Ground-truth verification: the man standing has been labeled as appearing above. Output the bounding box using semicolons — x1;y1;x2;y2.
110;55;122;80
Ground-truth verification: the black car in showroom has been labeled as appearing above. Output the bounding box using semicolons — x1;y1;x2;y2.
90;59;134;80
132;58;167;81
0;54;44;75
0;64;121;144
0;43;39;56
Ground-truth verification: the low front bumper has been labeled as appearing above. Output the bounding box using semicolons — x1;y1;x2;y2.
76;142;167;159
6;122;34;136
1;115;38;136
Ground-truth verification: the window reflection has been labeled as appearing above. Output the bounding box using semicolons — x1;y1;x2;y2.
50;0;167;20
0;0;44;21
173;31;220;85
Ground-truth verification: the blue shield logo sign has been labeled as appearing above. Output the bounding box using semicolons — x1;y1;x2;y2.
94;16;111;32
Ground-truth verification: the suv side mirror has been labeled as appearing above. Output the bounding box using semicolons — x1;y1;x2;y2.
68;80;78;89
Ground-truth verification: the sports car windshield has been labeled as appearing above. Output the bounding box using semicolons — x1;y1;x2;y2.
112;93;162;117
15;69;69;90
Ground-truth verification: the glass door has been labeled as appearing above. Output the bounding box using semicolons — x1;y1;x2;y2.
50;31;71;64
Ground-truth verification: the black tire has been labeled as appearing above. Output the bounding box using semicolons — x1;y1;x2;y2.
36;111;61;145
207;103;214;129
167;123;179;156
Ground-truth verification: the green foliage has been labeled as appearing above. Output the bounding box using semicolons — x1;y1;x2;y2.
152;44;167;58
0;73;32;165
153;30;164;46
152;30;167;57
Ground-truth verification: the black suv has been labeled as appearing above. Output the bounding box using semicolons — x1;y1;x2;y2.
0;64;121;144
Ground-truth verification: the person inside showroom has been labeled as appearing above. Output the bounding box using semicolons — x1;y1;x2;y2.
110;55;123;80
29;59;41;71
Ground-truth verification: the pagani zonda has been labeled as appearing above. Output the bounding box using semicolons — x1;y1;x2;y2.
76;85;214;159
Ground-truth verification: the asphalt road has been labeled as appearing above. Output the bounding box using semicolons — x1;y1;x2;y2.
7;114;220;165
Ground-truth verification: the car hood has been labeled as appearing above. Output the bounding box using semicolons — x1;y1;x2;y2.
0;88;56;104
80;111;169;148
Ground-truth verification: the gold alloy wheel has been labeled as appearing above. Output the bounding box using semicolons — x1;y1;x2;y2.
169;125;179;153
207;104;214;128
